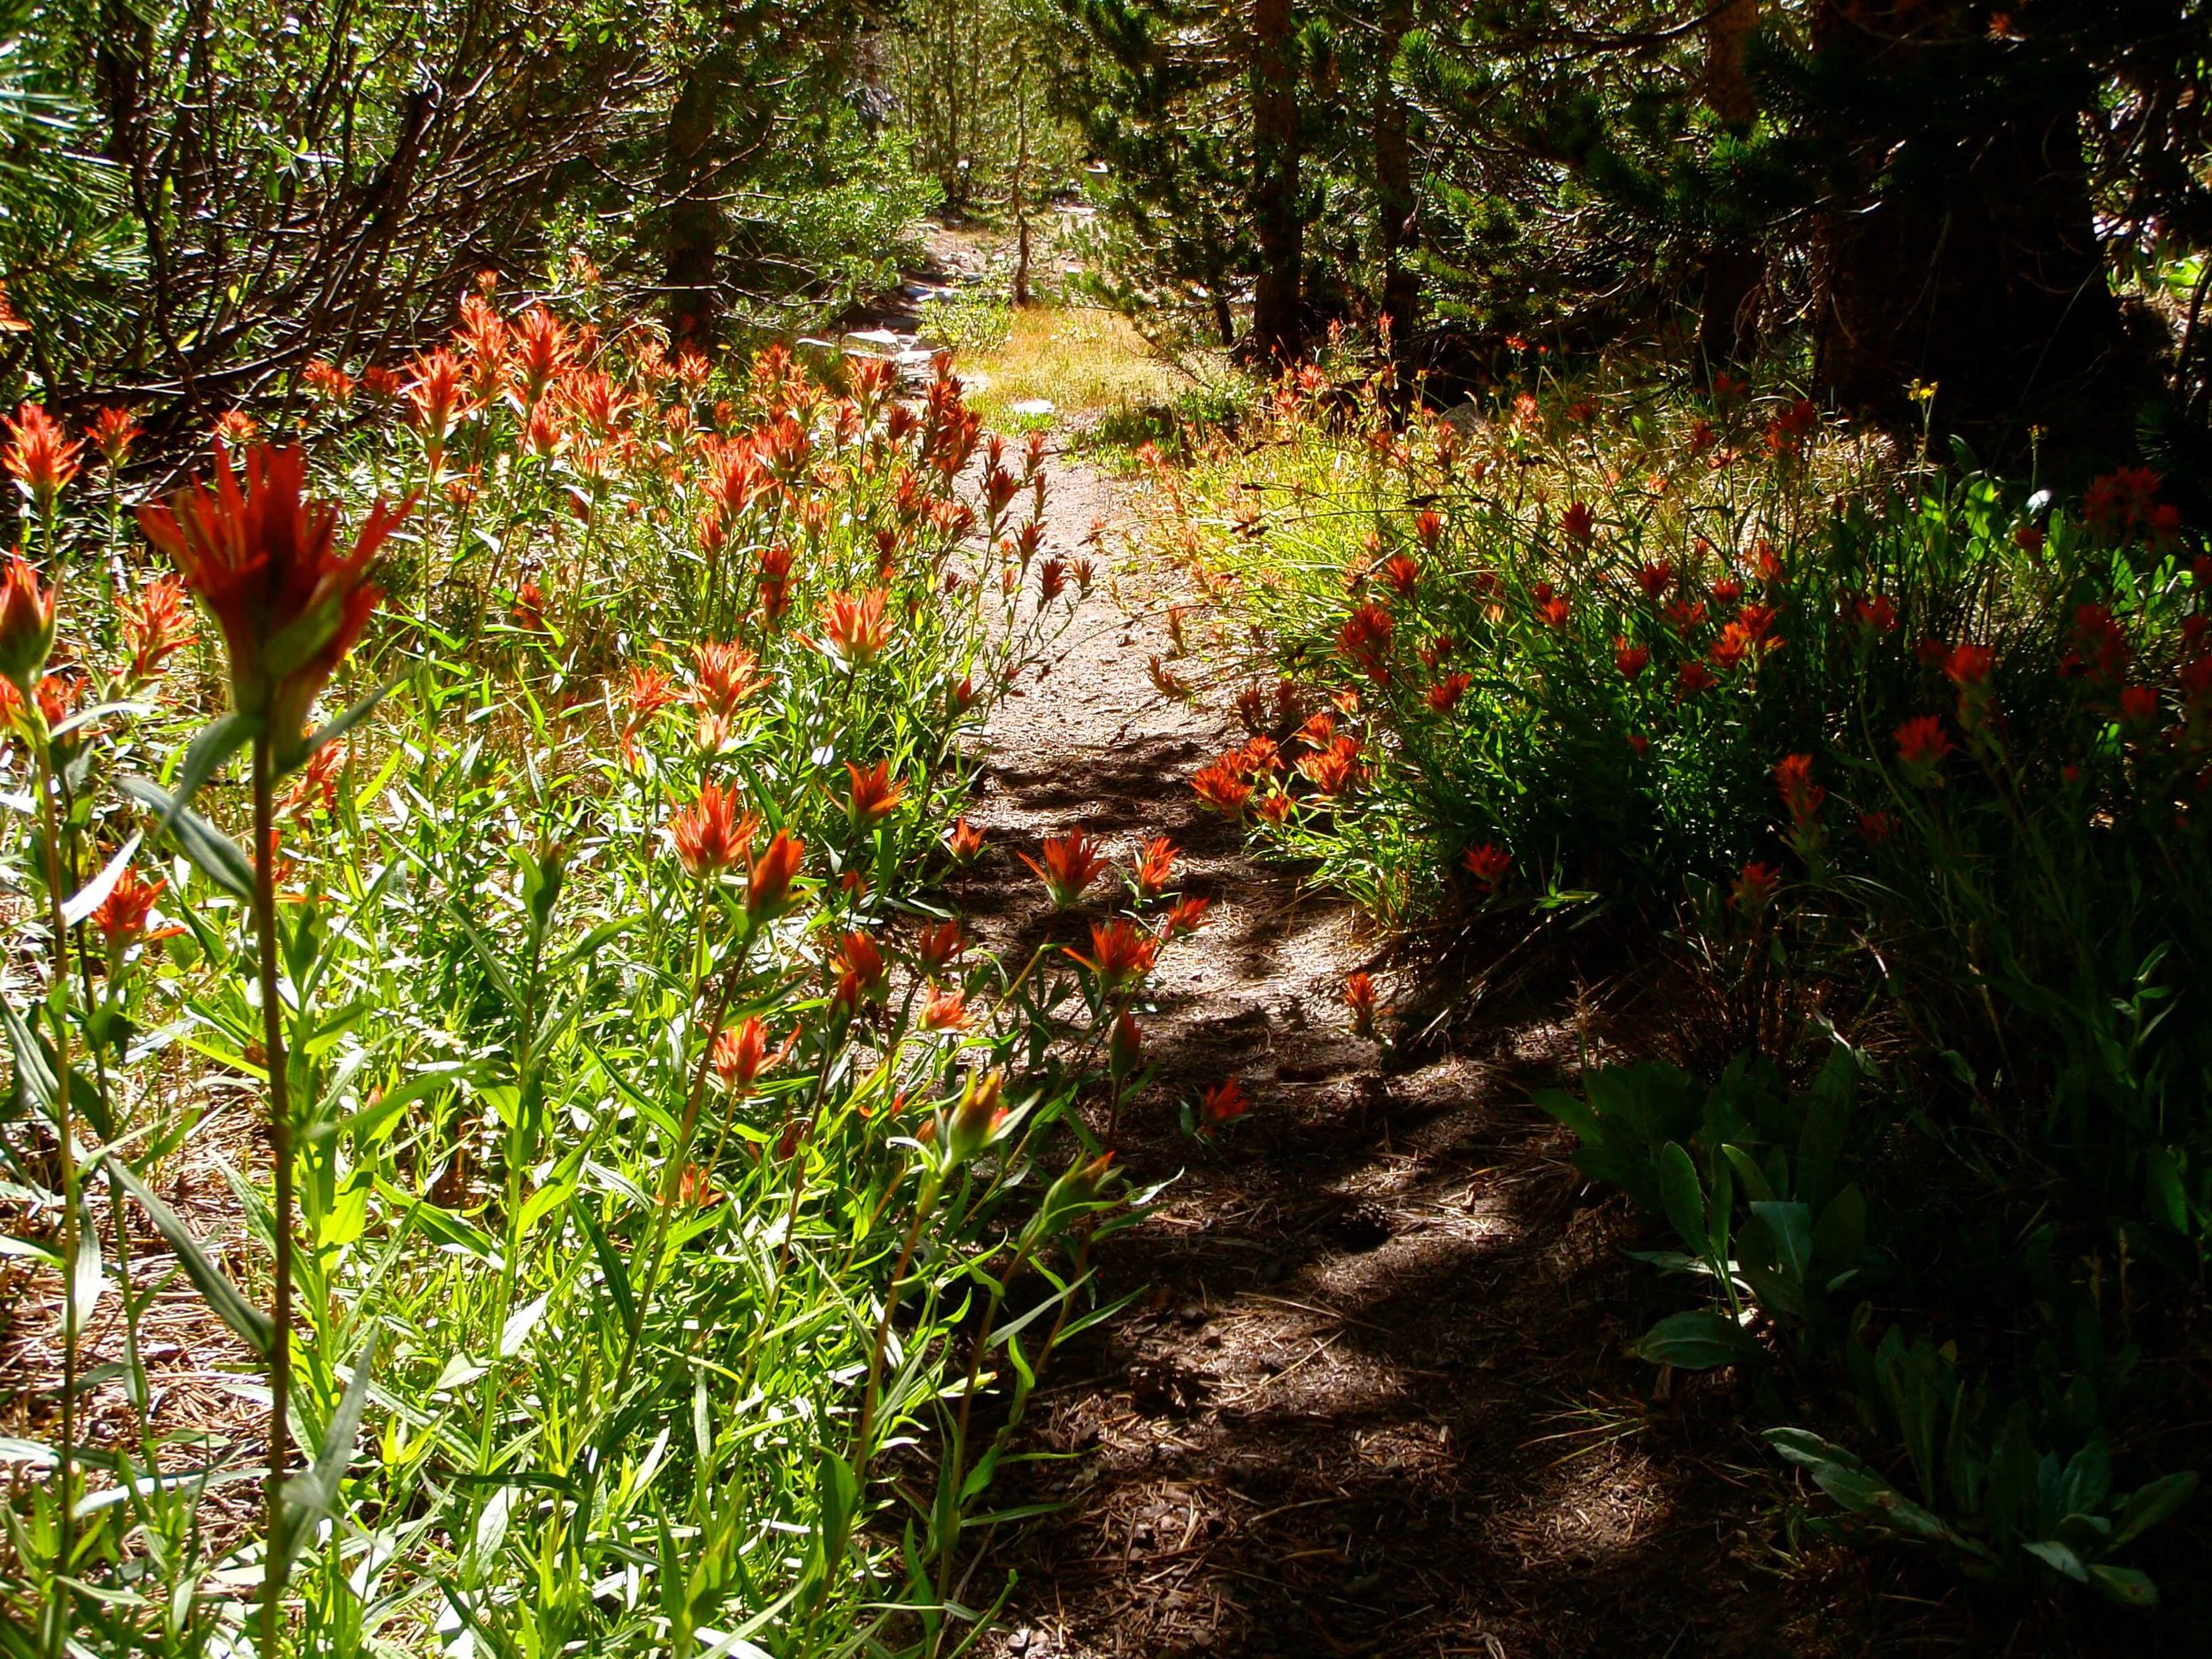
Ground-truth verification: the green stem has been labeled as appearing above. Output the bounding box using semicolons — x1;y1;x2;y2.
253;732;296;1659
35;732;78;1657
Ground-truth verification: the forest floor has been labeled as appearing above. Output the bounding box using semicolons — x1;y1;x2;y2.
941;440;1864;1659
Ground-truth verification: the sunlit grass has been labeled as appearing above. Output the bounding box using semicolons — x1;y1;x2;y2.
961;303;1203;428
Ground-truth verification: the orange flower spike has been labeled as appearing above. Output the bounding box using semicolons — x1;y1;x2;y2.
1200;1077;1249;1127
1164;894;1211;936
922;988;974;1033
745;830;805;923
831;928;889;1010
1133;834;1179;901
1343;972;1389;1039
137;443;406;765
844;759;907;827
1732;861;1782;917
710;1012;772;1093
0;552;58;695
118;575;196;685
1066;918;1162;994
690;641;765;719
946;818;986;863
92;865;166;948
1774;754;1825;826
821;587;894;671
1191;757;1253;818
1425;672;1472;713
1462;842;1510;892
90;407;142;469
1021;829;1112;909
1894;715;1954;785
402;349;468;469
1613;638;1649;680
669;781;753;879
3;403;82;515
916;918;965;976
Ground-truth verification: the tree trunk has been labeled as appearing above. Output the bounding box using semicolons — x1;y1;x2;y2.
1248;0;1302;362
1372;0;1417;348
1696;0;1761;370
663;55;726;342
1809;1;2131;446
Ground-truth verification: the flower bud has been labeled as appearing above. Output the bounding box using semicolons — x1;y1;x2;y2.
943;1068;1007;1167
0;553;55;696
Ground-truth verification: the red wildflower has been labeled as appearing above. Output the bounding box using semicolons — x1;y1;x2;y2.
1561;500;1594;543
2064;605;2131;687
92;865;166;948
1613;638;1649;680
831;929;888;1009
3;403;81;515
1534;589;1572;629
1297;735;1363;795
1426;671;1472;712
1133;835;1179;901
1635;561;1675;603
1849;594;1898;637
1338;602;1395;681
1774;753;1825;826
402;350;467;470
1663;598;1708;634
1200;1077;1249;1127
1343;972;1388;1039
90;407;141;469
118;576;196;685
2083;467;2163;541
1164;894;1211;936
690;641;765;719
844;759;907;826
713;1016;776;1093
1731;861;1781;916
137;443;405;767
669;781;752;878
1192;757;1253;817
922;988;975;1032
746;830;805;922
1857;810;1895;847
1110;1009;1144;1078
1895;714;1954;783
1675;660;1717;697
946;818;985;862
755;544;794;624
1415;509;1444;550
1022;829;1112;909
0;552;57;695
2118;684;2161;728
619;664;677;763
916;918;964;977
821;588;893;670
1382;554;1420;597
1066;918;1163;993
1462;842;1510;892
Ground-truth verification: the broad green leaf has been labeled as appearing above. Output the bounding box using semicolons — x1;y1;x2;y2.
1628;1309;1758;1369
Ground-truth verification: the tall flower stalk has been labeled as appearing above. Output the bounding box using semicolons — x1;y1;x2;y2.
139;442;405;1656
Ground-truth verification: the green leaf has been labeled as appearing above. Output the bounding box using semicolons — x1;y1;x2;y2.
166;712;260;819
1657;1141;1708;1258
2087;1564;2160;1609
2023;1539;2089;1582
275;1326;380;1569
499;1293;549;1359
2108;1471;2198;1549
105;1155;272;1356
120;776;254;900
1628;1309;1759;1369
574;1202;636;1334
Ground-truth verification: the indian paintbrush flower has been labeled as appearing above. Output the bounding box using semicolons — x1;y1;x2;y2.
669;781;752;878
1022;829;1111;909
137;443;406;771
0;552;57;696
4;403;81;517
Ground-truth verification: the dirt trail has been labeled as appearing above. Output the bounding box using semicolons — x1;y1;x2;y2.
952;449;1800;1659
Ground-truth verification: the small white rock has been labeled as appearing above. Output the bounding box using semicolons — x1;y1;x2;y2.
1010;399;1056;418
